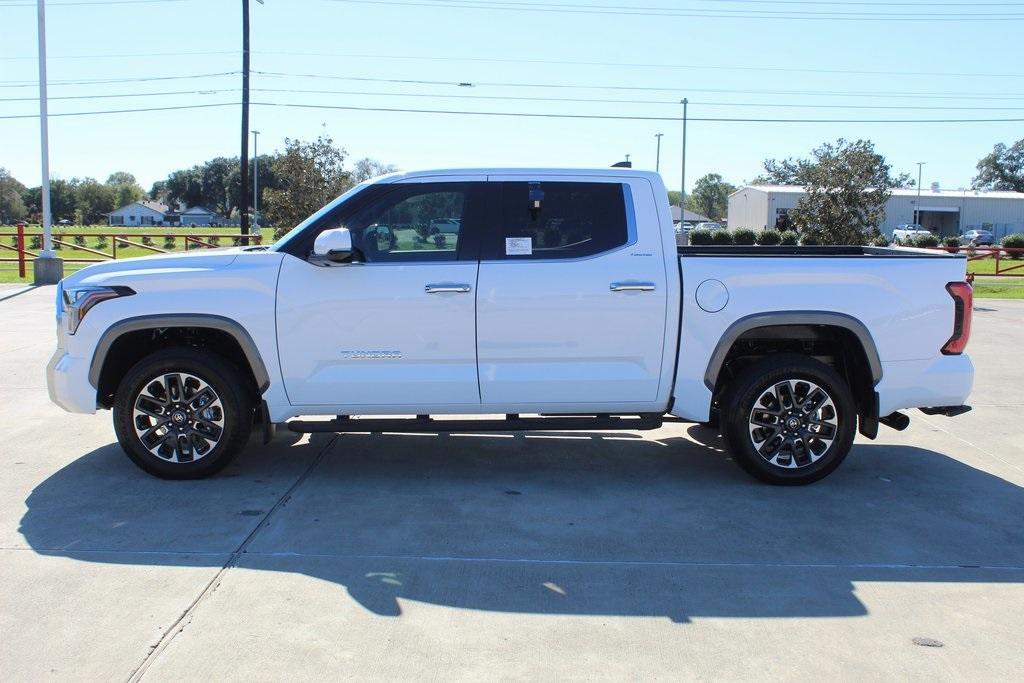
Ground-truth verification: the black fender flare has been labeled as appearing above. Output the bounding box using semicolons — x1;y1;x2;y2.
703;311;883;392
88;314;271;393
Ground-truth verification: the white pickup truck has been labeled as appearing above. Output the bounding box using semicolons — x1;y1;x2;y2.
47;168;974;485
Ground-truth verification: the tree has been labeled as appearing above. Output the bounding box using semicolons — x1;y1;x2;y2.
688;173;736;221
149;180;168;201
760;139;910;245
76;178;116;224
105;171;144;208
0;168;28;223
973;139;1024;192
263;135;352;237
351;158;397;183
165;168;204;209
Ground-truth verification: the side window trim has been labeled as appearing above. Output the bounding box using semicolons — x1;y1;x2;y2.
481;180;637;264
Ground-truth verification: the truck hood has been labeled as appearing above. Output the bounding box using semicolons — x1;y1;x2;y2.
61;247;253;288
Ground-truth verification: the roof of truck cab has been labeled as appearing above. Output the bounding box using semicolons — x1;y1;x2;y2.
376;168;664;183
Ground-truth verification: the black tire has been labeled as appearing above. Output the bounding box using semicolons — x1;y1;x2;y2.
112;347;254;479
720;353;856;485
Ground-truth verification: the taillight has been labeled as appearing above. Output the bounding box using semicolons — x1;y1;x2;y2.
941;282;972;355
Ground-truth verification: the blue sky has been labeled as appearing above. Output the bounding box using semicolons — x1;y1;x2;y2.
1;0;1022;194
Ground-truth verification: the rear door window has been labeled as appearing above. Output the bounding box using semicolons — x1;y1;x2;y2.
484;181;629;260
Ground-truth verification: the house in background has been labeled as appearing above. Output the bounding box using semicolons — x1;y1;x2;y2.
670;206;711;224
179;206;218;226
106;201;175;227
106;202;222;227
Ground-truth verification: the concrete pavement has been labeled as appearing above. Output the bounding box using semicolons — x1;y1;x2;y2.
2;285;1023;680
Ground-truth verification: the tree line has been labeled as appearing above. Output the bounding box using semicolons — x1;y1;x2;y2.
0;134;394;236
672;136;1024;245
3;135;1024;245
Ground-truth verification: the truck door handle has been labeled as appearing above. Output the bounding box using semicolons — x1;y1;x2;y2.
610;281;656;292
425;283;472;294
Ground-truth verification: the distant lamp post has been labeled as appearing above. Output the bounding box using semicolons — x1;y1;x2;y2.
33;0;62;284
252;129;260;232
915;161;926;224
654;133;664;172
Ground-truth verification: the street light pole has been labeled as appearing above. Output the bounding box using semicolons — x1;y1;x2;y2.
252;130;260;232
680;98;688;228
654;133;663;172
240;0;251;243
34;0;62;284
915;161;925;225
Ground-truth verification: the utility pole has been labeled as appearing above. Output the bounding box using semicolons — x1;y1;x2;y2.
654;133;663;172
239;0;251;244
34;0;62;284
252;130;260;232
915;161;925;225
679;98;688;230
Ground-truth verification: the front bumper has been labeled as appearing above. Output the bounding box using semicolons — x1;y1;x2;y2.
46;348;97;414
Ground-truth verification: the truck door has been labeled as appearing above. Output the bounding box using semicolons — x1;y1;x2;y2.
276;179;485;407
476;176;669;407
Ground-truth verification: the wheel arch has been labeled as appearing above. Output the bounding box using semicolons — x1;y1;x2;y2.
89;314;271;408
704;312;882;438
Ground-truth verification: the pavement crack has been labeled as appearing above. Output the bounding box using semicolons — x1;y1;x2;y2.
125;434;338;683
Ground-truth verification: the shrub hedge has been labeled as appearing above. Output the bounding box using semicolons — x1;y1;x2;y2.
733;228;757;245
757;229;782;246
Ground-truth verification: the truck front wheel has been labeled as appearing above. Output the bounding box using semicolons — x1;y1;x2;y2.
721;354;856;485
112;348;253;479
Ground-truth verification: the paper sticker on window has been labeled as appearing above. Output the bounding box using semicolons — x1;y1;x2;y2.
505;237;532;256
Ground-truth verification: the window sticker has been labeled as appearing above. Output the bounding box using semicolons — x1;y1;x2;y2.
505;237;533;256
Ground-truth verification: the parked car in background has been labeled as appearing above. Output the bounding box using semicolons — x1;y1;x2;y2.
891;224;933;245
48;168;974;486
430;218;461;235
694;221;724;231
959;229;994;246
674;221;694;246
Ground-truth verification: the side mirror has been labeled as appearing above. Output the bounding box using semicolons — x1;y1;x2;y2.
313;227;354;263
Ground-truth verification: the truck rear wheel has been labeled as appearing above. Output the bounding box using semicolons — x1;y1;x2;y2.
112;348;253;479
721;354;856;485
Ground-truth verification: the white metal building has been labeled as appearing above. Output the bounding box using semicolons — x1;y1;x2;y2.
728;185;1024;239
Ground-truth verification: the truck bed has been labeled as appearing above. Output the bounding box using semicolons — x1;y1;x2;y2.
678;245;962;258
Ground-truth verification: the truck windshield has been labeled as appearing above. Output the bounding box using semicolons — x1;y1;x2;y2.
270;181;375;252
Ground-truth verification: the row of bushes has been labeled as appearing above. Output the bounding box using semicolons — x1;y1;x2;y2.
689;228;811;246
12;234;230;251
689;229;1024;250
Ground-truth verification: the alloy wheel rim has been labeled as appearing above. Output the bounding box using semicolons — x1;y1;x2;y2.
748;379;838;469
132;372;225;463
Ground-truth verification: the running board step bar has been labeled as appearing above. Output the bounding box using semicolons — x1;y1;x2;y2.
287;414;664;434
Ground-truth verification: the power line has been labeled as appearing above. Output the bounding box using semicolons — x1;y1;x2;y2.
255;50;1024;80
254;70;1024;101
4;98;1024;123
251;101;1024;123
0;49;235;61
0;88;239;102
0;71;239;88
0;102;234;119
8;86;1024;112
0;48;1014;81
2;67;1021;102
324;0;1024;20
0;0;188;7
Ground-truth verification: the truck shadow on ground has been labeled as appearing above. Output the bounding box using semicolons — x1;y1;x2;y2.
19;426;1024;623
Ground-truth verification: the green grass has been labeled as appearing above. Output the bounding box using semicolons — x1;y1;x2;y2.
964;256;1024;276
973;280;1024;299
0;226;276;283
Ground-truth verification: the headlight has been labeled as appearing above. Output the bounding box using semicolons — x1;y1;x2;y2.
62;285;134;334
